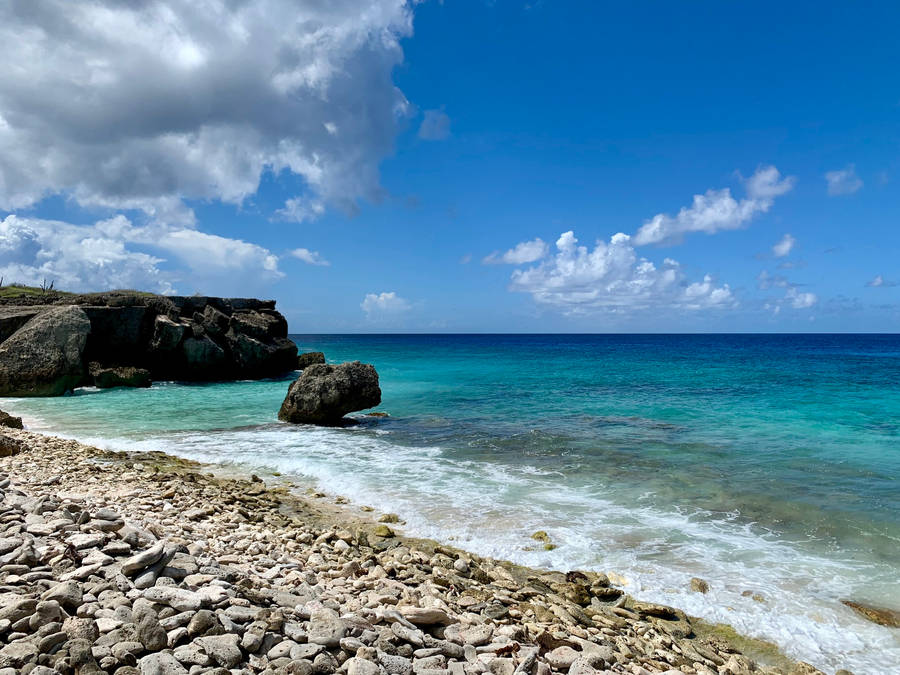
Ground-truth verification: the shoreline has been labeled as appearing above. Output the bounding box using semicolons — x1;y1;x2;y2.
0;426;827;675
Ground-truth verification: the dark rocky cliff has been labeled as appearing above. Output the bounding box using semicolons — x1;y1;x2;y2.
0;292;298;396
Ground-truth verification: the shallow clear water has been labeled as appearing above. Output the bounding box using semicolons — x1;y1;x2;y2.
3;334;899;674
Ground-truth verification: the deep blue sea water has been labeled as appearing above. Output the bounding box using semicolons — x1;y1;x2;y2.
3;334;899;674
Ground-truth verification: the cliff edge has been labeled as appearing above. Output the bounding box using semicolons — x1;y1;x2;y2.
0;291;298;395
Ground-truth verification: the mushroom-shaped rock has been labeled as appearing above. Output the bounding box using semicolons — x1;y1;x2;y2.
278;361;381;425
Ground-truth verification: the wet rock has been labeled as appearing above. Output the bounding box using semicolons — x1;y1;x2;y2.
278;362;381;425
89;363;152;389
690;577;710;594
842;600;900;627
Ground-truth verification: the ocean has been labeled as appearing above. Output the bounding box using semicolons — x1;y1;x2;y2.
3;334;899;674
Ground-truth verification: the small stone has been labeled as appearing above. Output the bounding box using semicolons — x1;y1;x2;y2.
143;587;203;612
121;541;166;576
373;525;395;538
400;607;453;626
308;607;347;647
347;656;382;675
138;651;189;674
41;580;83;609
546;647;580;670
66;532;106;549
195;633;243;668
690;577;710;594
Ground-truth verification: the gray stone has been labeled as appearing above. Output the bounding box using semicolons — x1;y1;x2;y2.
195;633;243;668
347;657;382;675
0;306;91;396
121;541;166;576
278;362;381;425
308;607;347;647
139;651;190;674
143;587;203;612
41;580;82;609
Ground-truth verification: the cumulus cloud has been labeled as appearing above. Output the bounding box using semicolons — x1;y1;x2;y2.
0;0;414;223
825;165;863;196
866;275;897;288
633;166;795;246
0;215;282;294
483;238;549;265
785;287;817;309
361;291;411;317
772;233;796;258
290;248;330;267
508;231;735;314
418;109;451;141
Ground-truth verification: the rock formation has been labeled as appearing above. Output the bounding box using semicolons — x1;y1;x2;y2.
297;351;326;369
0;292;298;396
279;361;381;425
0;409;23;429
0;306;91;396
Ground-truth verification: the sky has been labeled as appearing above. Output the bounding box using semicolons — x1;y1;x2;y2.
0;1;898;332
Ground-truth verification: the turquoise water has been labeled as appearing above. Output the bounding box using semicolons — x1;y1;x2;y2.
3;334;899;674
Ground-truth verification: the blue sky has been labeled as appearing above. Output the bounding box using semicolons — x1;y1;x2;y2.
0;1;898;332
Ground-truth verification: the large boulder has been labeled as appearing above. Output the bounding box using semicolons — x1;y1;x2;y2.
0;306;48;343
279;361;381;425
0;306;90;396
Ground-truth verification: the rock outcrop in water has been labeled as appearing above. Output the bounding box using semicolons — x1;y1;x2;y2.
279;361;381;425
0;292;298;396
297;351;326;369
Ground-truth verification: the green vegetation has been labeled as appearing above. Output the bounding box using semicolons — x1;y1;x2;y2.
0;283;72;299
0;282;159;301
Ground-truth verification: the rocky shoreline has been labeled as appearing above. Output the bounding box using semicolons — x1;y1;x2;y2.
0;427;831;675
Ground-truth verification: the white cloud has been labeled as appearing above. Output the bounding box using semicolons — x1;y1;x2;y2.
483;238;549;265
786;287;817;309
757;270;790;290
290;248;330;267
772;233;796;258
633;166;795;246
825;165;863;196
866;275;897;288
508;231;735;314
418;109;451;141
0;214;282;294
0;1;414;223
361;291;411;317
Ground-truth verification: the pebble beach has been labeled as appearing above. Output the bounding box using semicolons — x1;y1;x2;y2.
0;428;829;675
